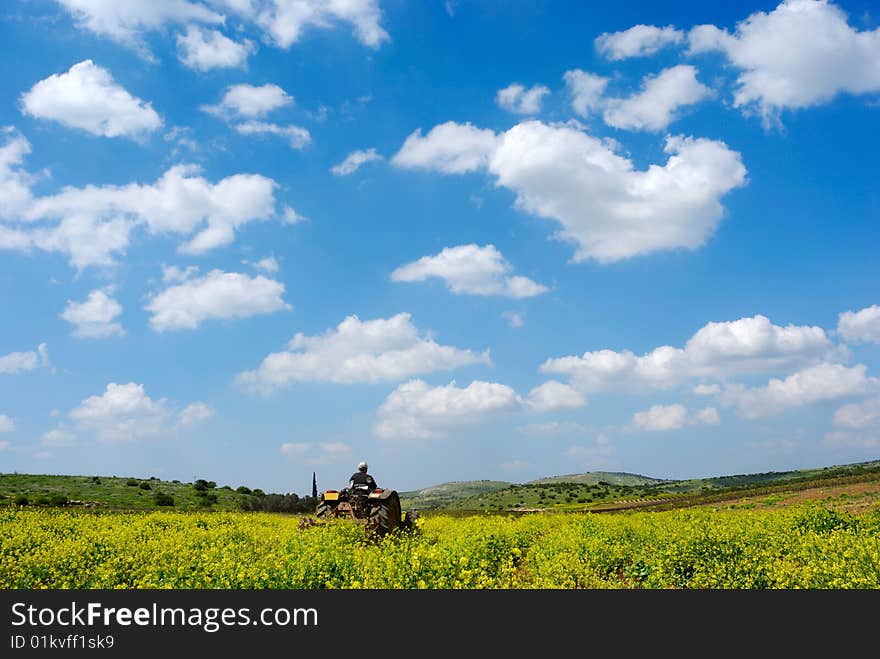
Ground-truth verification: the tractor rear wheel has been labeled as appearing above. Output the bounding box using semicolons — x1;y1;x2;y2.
315;502;333;519
369;492;401;535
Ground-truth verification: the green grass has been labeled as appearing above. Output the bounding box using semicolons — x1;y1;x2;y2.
0;473;248;511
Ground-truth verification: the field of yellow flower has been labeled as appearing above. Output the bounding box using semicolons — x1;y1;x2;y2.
2;504;879;589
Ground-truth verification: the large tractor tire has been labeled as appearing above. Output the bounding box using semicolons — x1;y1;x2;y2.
315;502;333;519
368;491;402;536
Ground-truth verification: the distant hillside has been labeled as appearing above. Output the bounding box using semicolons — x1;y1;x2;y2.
400;460;880;513
399;480;511;509
0;473;313;512
528;472;665;487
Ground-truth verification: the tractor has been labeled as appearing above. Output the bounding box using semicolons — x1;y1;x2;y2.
306;483;419;536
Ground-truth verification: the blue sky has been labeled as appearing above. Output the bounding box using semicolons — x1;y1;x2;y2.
0;0;878;494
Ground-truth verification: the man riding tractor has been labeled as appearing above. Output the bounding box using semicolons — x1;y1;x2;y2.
309;461;418;535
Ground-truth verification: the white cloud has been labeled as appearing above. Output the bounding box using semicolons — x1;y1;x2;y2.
0;415;15;433
0;343;50;374
69;382;167;442
632;403;689;431
374;379;521;440
391;244;548;298
563;70;609;117
330;148;383;175
56;0;390;58
394;120;746;263
256;0;390;49
0;128;35;221
525;380;586;413
693;406;721;426
630;403;719;431
60;289;124;338
542;314;832;393
687;0;880;127
694;383;721;395
40;429;77;447
146;269;290;331
837;305;880;345
177;25;254;71
496;83;550;114
602;65;714;131
0;440;9;451
833;398;880;430
162;264;199;283
23;163;281;267
203;83;293;119
595;24;685;60
54;0;224;56
254;256;279;273
391;121;499;174
178;402;215;427
68;382;211;442
20;60;162;140
234;121;311;149
280;441;353;465
237;312;490;392
720;362;878;419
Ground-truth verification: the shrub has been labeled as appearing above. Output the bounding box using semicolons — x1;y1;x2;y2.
154;493;174;507
139;482;152;490
193;479;209;491
126;479;139;486
91;476;101;484
236;486;252;495
49;494;68;506
14;495;28;506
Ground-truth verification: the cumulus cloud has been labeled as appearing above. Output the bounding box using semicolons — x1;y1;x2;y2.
280;441;352;465
253;256;279;273
525;380;586;413
54;0;224;56
330;148;383;175
517;420;591;437
833;397;880;430
6;149;283;267
40;428;77;447
0;415;15;433
495;83;550;114
602;65;714;131
391;244;548;298
837;305;880;345
55;0;389;56
631;403;689;431
0;343;50;374
563;70;609;117
630;403;720;431
256;0;390;49
60;290;124;338
374;379;521;440
176;25;254;71
146;269;290;331
68;382;212;442
0;128;35;221
237;312;490;393
595;24;685;60
687;0;880;127
393;120;746;263
177;402;215;427
391;122;499;174
233;121;311;149
541;314;833;393
502;311;524;329
720;363;879;419
20;60;162;139
203;83;293;119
